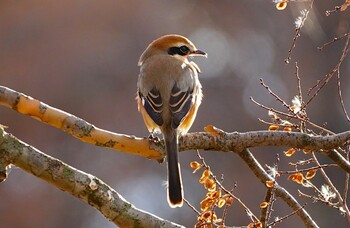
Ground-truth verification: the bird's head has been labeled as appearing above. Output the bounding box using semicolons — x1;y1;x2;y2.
138;34;207;66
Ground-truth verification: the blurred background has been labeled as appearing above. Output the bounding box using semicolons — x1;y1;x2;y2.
0;0;349;227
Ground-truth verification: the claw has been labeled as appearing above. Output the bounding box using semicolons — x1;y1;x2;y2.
148;133;160;142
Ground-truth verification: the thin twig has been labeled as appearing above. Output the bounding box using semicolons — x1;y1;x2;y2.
260;187;276;227
306;32;350;107
318;33;350;51
336;69;350;122
294;62;307;132
258;118;299;130
344;146;350;206
221;200;230;226
288;158;315;167
250;96;335;135
295;62;303;102
267;204;307;227
260;155;279;226
325;6;342;16
343;146;350;223
196;150;259;223
284;0;314;64
312;152;350;222
239;149;318;227
260;78;292;111
278;164;338;174
250;97;306;121
298;190;340;209
184;198;201;216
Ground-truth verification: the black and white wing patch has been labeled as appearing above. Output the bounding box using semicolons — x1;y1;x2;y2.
169;83;194;129
139;87;164;126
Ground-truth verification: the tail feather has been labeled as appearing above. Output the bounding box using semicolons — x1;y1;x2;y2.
164;131;183;207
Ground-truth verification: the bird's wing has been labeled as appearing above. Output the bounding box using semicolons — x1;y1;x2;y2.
169;83;194;129
138;87;164;126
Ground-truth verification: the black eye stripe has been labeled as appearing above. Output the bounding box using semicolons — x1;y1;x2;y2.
168;45;190;56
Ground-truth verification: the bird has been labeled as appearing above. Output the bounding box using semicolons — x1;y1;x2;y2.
137;34;207;207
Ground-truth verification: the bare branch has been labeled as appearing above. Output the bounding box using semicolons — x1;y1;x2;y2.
267;204;307;227
2;85;350;169
278;164;338;174
312;152;350;222
0;127;183;228
336;69;350;122
295;62;303;103
238;149;319;227
318;33;350;50
259;78;292;111
306;31;350;107
260;187;276;226
285;0;314;64
0;86;163;160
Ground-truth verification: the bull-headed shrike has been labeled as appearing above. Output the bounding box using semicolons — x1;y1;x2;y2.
137;34;206;207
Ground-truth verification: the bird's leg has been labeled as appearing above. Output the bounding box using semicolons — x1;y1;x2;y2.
147;130;165;163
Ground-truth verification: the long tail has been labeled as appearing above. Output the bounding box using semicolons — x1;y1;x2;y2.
164;130;183;207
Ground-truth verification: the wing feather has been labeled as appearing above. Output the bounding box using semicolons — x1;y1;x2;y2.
138;88;164;126
169;83;194;129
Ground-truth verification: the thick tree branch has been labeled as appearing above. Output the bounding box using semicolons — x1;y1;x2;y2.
181;132;350;173
0;127;183;228
0;86;162;159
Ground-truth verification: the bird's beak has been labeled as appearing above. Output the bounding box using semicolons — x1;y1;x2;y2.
190;49;207;57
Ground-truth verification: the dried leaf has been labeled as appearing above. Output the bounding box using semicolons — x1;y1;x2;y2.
225;196;234;206
217;198;226;208
203;169;211;177
201;211;213;220
200;198;215;211
265;180;275;188
289;172;304;184
284;126;292;132
288;174;295;181
268;124;280;131
305;169;317;179
199;169;211;183
284;148;296;157
190;161;201;169
210;190;221;199
260;201;269;208
276;1;287;10
190;161;202;173
341;0;350;11
303;149;312;154
205;178;216;191
248;222;263;228
204;125;223;136
256;222;263;228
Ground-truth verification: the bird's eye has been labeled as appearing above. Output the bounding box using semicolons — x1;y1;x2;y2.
179;46;190;55
168;45;190;56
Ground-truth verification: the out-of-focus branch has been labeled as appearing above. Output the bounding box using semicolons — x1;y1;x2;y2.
0;127;183;228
